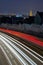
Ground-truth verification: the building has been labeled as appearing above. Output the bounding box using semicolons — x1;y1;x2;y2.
35;11;43;24
28;16;35;24
29;10;33;16
23;16;35;24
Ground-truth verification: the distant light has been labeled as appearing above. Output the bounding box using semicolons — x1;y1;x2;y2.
29;10;33;16
16;14;22;17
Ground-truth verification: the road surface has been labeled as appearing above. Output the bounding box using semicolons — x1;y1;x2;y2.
0;32;43;65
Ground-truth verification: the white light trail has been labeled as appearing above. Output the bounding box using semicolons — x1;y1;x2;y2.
0;35;37;65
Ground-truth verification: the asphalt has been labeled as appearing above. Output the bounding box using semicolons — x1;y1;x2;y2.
0;47;9;65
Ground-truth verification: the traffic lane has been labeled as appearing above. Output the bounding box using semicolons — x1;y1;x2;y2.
0;41;23;65
0;46;9;65
0;35;37;65
0;32;41;59
0;28;43;47
0;32;43;56
0;32;40;63
7;32;43;55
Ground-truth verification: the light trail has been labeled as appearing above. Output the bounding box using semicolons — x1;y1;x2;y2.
0;32;43;61
0;35;37;65
0;32;43;65
3;33;43;58
0;46;12;65
0;28;43;46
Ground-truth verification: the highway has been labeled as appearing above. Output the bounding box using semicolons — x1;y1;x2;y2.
0;32;43;65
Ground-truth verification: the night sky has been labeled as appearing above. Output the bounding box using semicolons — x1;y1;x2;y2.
0;0;43;15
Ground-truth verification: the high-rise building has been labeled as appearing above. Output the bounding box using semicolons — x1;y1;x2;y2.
29;10;33;16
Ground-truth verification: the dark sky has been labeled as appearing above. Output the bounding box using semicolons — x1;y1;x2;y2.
0;0;43;15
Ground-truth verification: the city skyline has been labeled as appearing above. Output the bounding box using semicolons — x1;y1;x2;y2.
0;0;43;15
